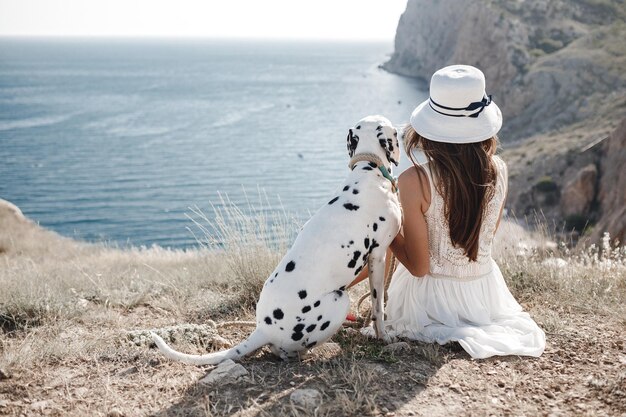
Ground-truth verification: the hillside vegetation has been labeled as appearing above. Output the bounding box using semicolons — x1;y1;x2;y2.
1;199;624;416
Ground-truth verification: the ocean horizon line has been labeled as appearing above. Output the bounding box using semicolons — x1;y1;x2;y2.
0;35;394;45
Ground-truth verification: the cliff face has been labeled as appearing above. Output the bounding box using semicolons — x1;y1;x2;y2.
386;0;626;141
387;0;626;242
590;118;626;243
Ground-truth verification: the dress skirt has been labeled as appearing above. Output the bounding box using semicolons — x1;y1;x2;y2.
363;260;545;359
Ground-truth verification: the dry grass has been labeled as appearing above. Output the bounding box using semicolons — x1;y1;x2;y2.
0;199;625;416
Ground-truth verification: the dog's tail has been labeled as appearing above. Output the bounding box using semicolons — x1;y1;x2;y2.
151;328;267;366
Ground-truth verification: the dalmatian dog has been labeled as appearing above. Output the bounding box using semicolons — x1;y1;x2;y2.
152;115;402;365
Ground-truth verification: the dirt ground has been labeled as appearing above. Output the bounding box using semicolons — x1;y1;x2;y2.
0;303;624;417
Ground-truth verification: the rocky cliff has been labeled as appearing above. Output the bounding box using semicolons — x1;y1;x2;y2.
386;0;626;242
386;0;626;141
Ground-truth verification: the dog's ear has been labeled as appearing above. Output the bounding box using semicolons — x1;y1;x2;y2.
378;125;400;166
347;128;359;158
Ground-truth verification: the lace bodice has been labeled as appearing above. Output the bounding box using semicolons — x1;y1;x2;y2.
420;155;507;279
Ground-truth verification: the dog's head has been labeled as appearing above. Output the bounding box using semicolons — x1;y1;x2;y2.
347;115;400;168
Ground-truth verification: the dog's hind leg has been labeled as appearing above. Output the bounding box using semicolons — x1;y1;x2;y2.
151;328;267;366
368;254;390;342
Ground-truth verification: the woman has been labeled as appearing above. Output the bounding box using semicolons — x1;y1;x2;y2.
351;65;545;359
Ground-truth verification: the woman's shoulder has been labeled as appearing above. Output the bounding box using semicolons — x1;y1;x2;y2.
492;154;508;177
398;164;432;207
398;164;429;187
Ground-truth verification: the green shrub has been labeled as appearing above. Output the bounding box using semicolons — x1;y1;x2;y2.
534;176;559;193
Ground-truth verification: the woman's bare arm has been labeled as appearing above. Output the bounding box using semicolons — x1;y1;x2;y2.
390;167;430;277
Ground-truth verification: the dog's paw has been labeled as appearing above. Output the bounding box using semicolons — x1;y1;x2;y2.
381;331;395;344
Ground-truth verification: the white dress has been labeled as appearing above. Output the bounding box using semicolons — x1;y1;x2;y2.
366;156;545;359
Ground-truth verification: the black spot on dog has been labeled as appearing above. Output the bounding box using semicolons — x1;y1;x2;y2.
291;332;304;341
364;238;370;249
379;216;386;221
317;315;322;321
293;323;305;332
306;324;316;333
328;196;339;205
280;327;284;330
320;321;331;331
341;245;345;248
352;189;359;194
306;341;317;348
376;125;382;131
273;309;284;320
349;240;354;245
343;185;349;191
285;261;296;272
377;132;383;138
274;272;278;277
339;285;346;291
302;305;311;314
236;349;241;354
370;239;380;252
314;300;321;308
343;203;360;211
264;316;272;325
347;251;362;268
356;125;361;129
296;316;303;322
373;222;378;232
334;289;343;297
373;289;378;299
298;290;307;299
362;166;373;171
354;266;363;276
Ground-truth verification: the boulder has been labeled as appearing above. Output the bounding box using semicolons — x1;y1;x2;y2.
560;164;597;217
590;118;626;243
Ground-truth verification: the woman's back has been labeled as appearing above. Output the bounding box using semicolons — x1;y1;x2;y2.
421;155;507;278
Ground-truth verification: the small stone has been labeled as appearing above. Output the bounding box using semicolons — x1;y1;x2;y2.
108;410;125;417
30;400;52;410
450;384;463;394
313;342;342;356
74;387;89;397
117;366;138;377
199;359;248;385
290;388;322;409
0;368;11;380
382;341;411;354
76;298;90;308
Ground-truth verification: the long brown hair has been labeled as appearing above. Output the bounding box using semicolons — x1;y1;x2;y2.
404;125;498;261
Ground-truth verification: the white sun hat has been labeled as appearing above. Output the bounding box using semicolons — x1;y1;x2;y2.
409;65;502;144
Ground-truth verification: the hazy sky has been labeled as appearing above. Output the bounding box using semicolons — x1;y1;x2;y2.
0;0;408;41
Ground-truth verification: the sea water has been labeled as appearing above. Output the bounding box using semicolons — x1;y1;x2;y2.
0;38;426;248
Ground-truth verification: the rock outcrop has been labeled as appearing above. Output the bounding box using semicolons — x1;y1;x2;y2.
590;118;626;243
560;164;598;217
